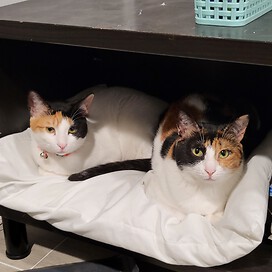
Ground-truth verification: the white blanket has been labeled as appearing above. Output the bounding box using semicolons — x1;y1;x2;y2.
0;129;271;267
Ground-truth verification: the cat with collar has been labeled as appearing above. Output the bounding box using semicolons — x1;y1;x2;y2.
28;85;168;176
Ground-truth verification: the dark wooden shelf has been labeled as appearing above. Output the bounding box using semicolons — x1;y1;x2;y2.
0;2;272;271
0;0;271;66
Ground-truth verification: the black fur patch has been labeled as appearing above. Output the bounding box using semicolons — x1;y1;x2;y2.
69;119;88;139
160;132;179;158
173;134;206;168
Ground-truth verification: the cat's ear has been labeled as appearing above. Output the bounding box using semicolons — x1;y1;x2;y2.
79;94;94;116
177;111;199;139
225;114;249;143
28;91;50;117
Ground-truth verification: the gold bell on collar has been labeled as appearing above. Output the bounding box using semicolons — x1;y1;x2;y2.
40;151;48;159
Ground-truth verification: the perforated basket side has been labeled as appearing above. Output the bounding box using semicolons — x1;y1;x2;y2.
194;0;272;26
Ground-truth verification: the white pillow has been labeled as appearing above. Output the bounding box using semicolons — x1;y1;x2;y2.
0;129;271;267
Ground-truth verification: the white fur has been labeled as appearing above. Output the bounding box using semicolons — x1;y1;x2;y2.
30;86;168;176
145;126;244;220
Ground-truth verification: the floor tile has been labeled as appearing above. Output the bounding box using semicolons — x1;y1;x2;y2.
0;224;65;271
0;262;22;272
0;0;28;8
0;220;117;271
34;236;117;269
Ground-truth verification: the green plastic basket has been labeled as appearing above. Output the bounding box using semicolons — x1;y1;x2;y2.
194;0;272;26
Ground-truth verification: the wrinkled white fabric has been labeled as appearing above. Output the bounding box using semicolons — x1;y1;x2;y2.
0;129;271;267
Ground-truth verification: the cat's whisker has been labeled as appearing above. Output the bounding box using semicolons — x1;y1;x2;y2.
71;109;88;122
71;111;82;121
71;107;80;118
72;112;82;120
72;115;85;122
71;107;86;121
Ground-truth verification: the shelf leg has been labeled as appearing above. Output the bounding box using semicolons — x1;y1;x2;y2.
2;217;31;259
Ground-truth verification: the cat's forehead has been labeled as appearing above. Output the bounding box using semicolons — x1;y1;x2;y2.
204;136;231;147
30;111;73;130
51;112;72;125
200;124;224;138
48;101;73;116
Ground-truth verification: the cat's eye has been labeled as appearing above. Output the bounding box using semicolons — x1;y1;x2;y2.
68;127;77;134
219;149;231;159
191;147;203;157
46;127;55;134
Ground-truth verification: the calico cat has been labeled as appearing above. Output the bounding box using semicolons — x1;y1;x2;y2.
28;85;167;176
68;93;250;219
145;93;249;219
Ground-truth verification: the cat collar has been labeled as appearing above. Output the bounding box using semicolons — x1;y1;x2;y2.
40;150;71;159
40;151;49;159
56;153;71;157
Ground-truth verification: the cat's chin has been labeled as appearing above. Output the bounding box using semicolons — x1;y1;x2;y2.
201;176;232;184
202;178;216;182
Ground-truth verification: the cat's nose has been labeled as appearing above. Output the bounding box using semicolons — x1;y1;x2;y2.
58;143;67;150
205;169;215;177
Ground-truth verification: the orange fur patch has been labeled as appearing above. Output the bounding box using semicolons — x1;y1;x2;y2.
160;100;203;142
166;141;176;158
160;105;179;141
30;112;73;132
210;138;243;169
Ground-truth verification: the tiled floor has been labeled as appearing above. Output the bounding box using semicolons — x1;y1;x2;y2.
0;0;28;8
0;217;118;271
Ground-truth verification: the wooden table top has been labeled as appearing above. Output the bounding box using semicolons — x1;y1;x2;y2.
0;0;271;65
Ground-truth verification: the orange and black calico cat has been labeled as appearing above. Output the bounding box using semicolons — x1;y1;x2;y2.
68;92;254;219
28;85;167;176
